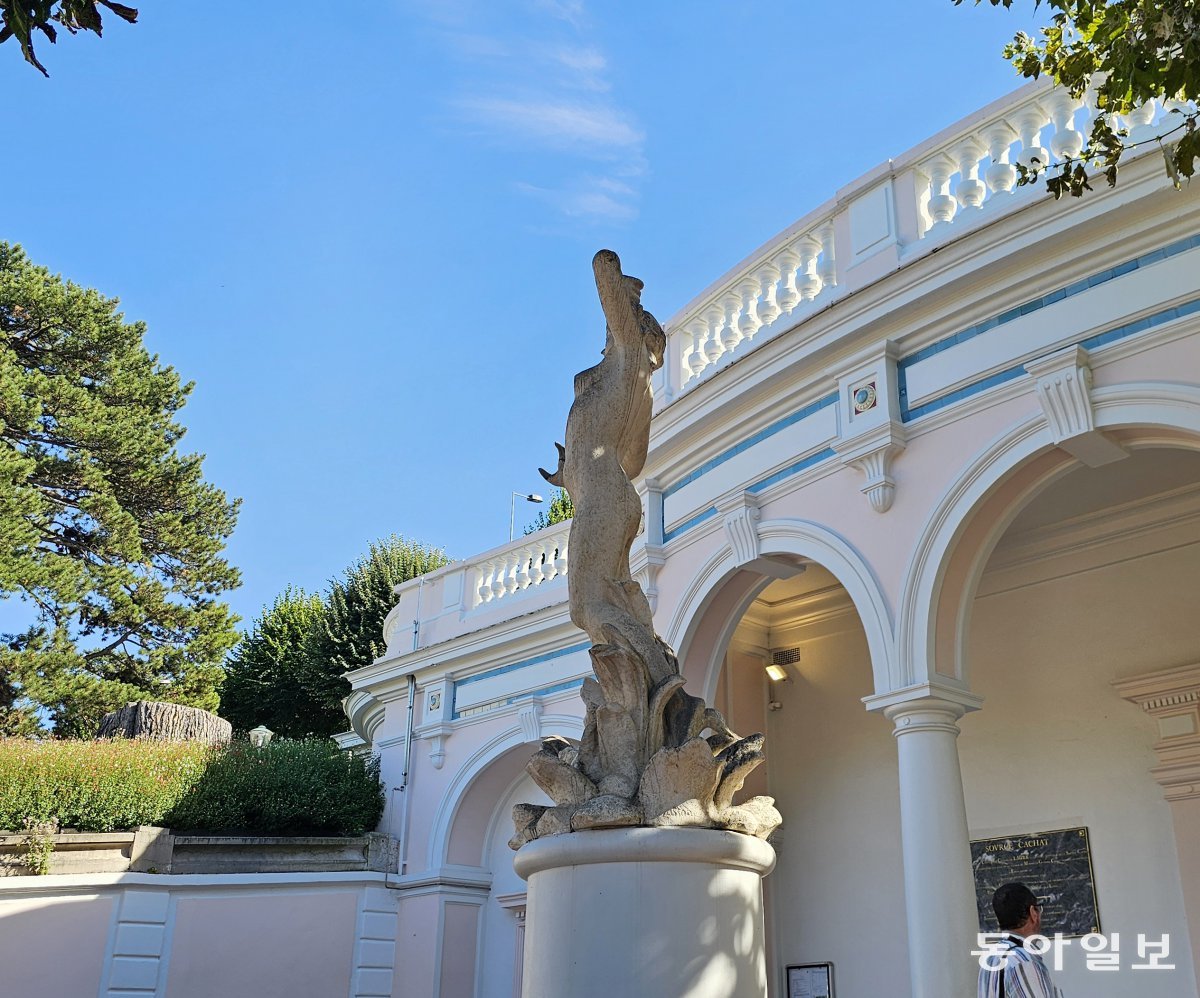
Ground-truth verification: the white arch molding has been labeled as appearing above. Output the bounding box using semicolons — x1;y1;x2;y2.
898;381;1200;691
664;518;897;701
426;712;583;871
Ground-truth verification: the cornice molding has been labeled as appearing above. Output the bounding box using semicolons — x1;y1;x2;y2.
1115;662;1200;802
983;482;1200;580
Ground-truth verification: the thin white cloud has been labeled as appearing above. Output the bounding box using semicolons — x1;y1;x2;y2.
530;0;586;28
516;176;639;222
455;97;642;152
411;0;644;222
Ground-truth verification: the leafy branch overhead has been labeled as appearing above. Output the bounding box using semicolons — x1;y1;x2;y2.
957;0;1200;196
0;1;137;76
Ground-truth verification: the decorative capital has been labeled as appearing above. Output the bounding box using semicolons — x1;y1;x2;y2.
864;683;984;733
1025;346;1127;467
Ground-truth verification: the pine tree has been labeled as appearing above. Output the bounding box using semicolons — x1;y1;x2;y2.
0;243;241;737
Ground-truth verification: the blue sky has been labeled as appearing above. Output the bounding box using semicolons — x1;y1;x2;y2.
1;0;1045;631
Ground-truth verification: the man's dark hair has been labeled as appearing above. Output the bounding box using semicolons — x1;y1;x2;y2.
993;882;1038;930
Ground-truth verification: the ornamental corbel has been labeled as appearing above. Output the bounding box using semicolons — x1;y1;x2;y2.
719;491;762;567
517;699;544;744
1025;345;1127;467
834;421;906;514
416;721;453;770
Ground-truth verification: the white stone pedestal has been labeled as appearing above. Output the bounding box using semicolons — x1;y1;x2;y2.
514;827;776;998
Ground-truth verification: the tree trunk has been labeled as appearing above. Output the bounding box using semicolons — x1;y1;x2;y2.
96;701;232;744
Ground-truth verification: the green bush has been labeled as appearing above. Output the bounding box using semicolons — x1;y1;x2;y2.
166;739;384;836
0;737;384;837
0;738;211;832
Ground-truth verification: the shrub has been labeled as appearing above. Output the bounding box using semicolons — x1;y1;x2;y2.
0;738;211;832
166;739;384;836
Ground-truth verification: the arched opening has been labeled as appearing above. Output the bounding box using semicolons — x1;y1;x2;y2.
434;740;554;998
943;444;1200;995
703;560;908;997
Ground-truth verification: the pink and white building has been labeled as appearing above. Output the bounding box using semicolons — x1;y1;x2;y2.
347;79;1200;998
4;78;1199;998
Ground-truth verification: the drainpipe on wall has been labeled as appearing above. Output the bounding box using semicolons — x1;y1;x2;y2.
385;672;418;890
396;673;416;878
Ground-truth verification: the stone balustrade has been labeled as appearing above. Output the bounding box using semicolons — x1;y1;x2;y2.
381;520;573;656
658;80;1194;402
469;522;570;610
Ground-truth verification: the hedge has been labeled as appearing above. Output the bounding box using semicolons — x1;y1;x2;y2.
166;739;384;836
0;738;210;832
0;738;384;837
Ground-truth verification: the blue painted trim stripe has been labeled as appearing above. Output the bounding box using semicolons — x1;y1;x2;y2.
661;392;837;501
663;506;718;543
454;640;590;689
747;446;838;494
902;365;1027;422
515;678;586;701
898;233;1200;422
454;678;588;721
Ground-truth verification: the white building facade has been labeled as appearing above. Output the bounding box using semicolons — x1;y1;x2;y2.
346;80;1200;998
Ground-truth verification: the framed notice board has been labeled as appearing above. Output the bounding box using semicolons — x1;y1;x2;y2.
970;825;1100;937
786;962;833;998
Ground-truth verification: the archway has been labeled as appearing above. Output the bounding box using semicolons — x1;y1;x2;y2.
904;405;1200;995
675;548;908;997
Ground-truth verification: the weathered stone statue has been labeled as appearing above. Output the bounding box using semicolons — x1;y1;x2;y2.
510;250;781;849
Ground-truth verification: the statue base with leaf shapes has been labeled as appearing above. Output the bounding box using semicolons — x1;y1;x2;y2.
509;250;781;850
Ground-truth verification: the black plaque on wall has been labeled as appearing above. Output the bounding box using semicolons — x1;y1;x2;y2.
970;826;1100;937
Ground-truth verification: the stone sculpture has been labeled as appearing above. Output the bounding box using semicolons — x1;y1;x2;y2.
510;250;781;849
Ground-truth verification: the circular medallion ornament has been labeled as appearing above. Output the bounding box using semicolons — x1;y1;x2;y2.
852;383;877;414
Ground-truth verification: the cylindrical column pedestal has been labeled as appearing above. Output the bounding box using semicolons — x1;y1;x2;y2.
514;827;776;998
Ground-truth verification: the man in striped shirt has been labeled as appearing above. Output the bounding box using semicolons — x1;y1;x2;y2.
977;882;1064;997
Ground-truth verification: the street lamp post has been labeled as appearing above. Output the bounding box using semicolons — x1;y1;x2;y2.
510;492;544;541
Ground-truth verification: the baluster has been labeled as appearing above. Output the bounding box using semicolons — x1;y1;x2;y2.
501;554;520;592
819;223;837;290
468;566;487;604
515;547;532;590
924;153;958;225
984;120;1019;194
736;278;763;341
489;561;506;602
686;318;708;381
1126;98;1159;144
1162;98;1193;125
795;235;822;301
554;541;568;578
674;324;694;388
1048;92;1085;161
1015;104;1050;173
954;138;987;208
530;540;546;584
774;246;800;316
719;294;743;354
755;262;781;327
703;305;725;367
